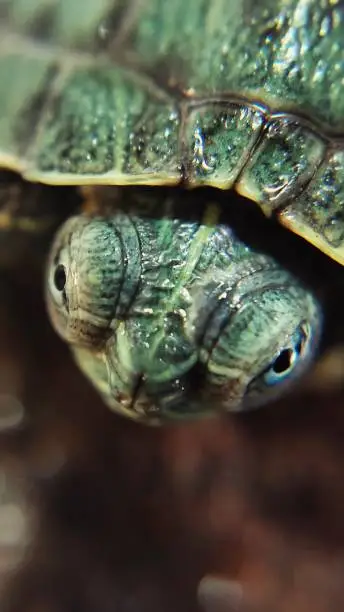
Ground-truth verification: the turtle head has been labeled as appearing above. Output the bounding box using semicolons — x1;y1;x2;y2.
45;211;323;423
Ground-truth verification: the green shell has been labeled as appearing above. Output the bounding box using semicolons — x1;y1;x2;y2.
0;0;343;264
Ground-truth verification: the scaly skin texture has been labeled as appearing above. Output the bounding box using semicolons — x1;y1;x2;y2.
46;195;321;424
0;0;343;264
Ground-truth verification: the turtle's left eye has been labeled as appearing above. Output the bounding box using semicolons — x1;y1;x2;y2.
263;325;308;386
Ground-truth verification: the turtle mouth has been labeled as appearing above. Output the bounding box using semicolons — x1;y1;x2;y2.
105;373;169;425
110;373;182;423
106;365;217;423
114;364;244;422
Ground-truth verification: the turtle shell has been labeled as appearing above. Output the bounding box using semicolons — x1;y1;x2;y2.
0;0;343;264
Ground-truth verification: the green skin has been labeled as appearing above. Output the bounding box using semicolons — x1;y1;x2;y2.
46;197;321;424
0;0;343;264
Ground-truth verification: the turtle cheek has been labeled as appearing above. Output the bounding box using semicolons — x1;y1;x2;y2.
65;315;109;348
201;367;252;412
45;279;108;348
72;288;114;348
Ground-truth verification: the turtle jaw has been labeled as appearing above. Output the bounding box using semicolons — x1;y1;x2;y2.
71;344;172;426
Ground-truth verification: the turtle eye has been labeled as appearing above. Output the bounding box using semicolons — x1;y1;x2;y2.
54;264;66;292
48;254;69;310
263;325;308;386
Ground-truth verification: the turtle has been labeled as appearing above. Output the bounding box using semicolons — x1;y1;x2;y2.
0;0;343;424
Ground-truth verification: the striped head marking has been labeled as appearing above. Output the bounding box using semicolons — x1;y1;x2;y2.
46;215;124;348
